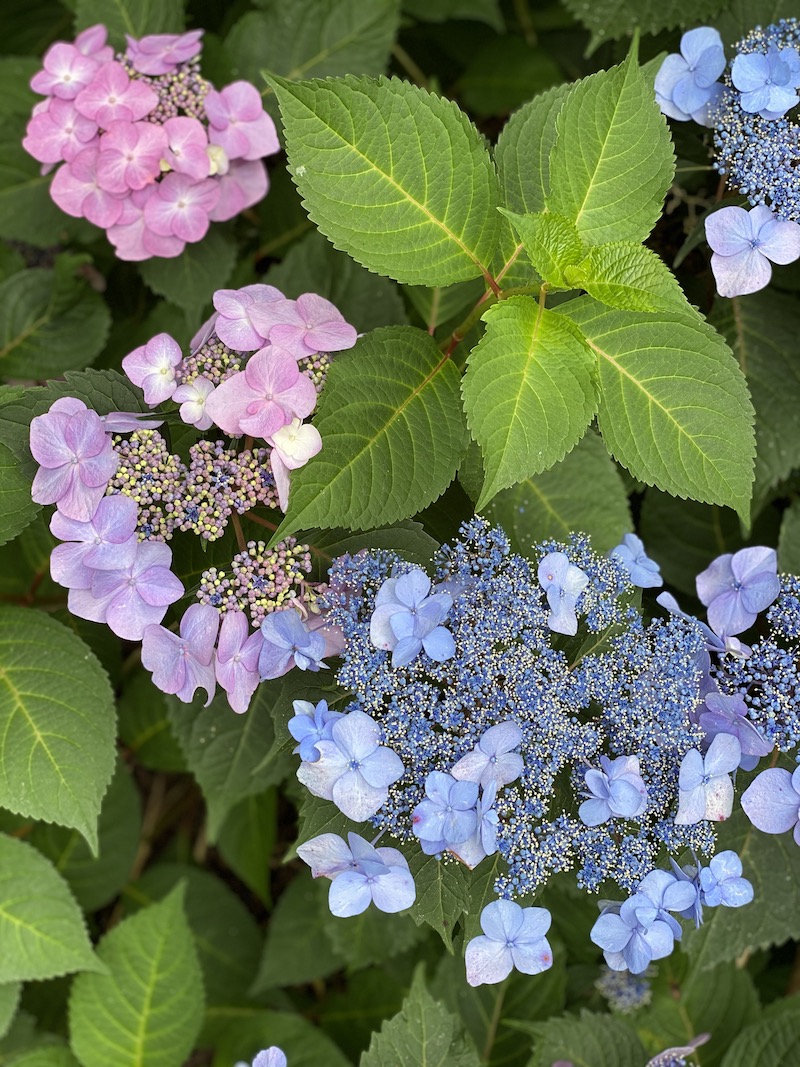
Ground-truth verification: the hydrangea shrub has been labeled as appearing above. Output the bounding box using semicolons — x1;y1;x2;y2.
2;2;800;1066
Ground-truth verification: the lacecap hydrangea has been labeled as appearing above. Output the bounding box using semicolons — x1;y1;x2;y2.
27;282;356;714
23;25;279;259
281;519;800;985
655;19;800;296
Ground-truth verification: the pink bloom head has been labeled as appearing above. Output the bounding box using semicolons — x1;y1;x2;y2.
212;284;281;351
106;186;186;261
208;158;268;221
173;376;215;430
74;62;158;125
97;120;167;194
75;25;113;62
251;292;358;357
162;117;210;181
143;171;219;243
30;42;100;100
125;30;204;76
205;81;280;162
49;144;126;227
23;97;98;164
204;346;318;438
29;396;119;521
123;332;183;406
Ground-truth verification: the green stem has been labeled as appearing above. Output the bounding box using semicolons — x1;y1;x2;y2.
482;980;508;1063
392;43;429;89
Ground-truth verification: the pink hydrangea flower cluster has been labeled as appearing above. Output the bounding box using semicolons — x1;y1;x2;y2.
122;282;358;510
23;24;279;260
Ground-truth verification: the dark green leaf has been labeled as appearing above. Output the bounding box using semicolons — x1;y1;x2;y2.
138;229;236;318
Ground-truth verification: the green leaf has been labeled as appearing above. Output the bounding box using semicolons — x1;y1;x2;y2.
404;278;485;336
0;259;110;381
634;957;759;1067
720;997;800;1067
205;1007;351;1067
361;967;481;1067
402;0;503;29
22;756;140;913
526;1010;647;1067
0;58;38;118
264;229;408;333
0;440;39;546
458;38;562;118
117;672;186;773
74;0;185;47
229;0;400;88
683;805;800;970
780;499;800;572
484;429;631;554
273;327;467;539
432;951;567;1067
216;789;277;906
167;677;292;840
500;210;584;289
558;298;756;520
717;1;797;47
4;1048;81;1067
407;853;470;951
138;229;236;318
0;606;116;853
495;84;571;217
268;74;500;286
0;982;20;1041
547;49;674;246
462;854;507;943
251;873;345;992
463;296;598;510
295;790;356;851
324;906;426;971
0;125;90;249
306;521;439;581
561;0;726;52
0;835;99;983
710;290;800;512
123;863;262;1007
69;885;203;1067
640;491;779;598
566;242;688;313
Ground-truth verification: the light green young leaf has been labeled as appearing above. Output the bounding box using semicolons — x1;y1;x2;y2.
485;430;631;554
361;967;481;1067
526;1010;647;1067
69;885;203;1067
0;607;116;853
124;863;262;1007
558;297;755;520
268;74;501;286
494;83;572;216
407;853;470;951
272;327;467;540
0;835;100;982
229;0;400;88
565;242;688;313
710;289;800;513
138;230;236;318
462;296;598;510
0;259;110;381
547;47;675;246
683;805;800;970
500;210;584;289
0;440;39;546
74;0;185;47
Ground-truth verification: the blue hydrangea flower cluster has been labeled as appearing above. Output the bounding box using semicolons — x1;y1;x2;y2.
288;520;800;983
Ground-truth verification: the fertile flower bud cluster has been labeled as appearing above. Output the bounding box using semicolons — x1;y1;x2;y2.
655;19;800;296
23;24;279;259
28;282;357;713
276;519;800;987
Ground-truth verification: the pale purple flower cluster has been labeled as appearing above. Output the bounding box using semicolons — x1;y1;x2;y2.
23;25;279;259
122;284;357;513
